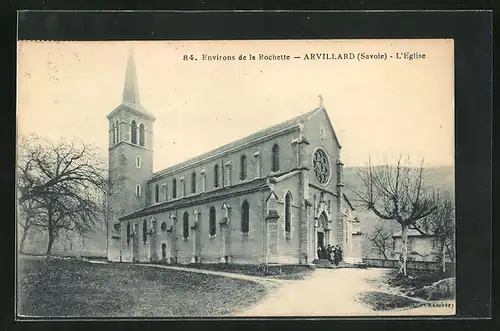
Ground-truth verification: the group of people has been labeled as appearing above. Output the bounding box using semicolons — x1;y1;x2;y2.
317;244;343;266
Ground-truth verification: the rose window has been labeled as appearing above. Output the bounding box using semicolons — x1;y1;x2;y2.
313;149;330;185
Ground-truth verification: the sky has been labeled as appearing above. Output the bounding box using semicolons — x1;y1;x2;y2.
17;39;454;171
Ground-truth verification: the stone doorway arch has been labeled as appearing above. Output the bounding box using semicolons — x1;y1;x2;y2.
315;212;330;259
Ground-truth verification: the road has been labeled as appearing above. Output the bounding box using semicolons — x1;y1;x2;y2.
233;268;455;317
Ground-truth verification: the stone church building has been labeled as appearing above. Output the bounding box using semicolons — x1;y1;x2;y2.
106;52;362;266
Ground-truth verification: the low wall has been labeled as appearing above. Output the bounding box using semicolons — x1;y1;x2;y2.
362;258;454;272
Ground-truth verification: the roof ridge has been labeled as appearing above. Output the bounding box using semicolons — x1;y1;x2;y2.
151;107;322;179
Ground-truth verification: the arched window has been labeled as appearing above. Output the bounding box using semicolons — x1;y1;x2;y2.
139;123;145;147
209;206;216;236
116;121;120;143
191;172;196;194
183;212;189;239
154;184;159;203
214;164;220;188
161;222;167;232
126;222;131;246
172;178;177;199
111;123;116;145
241;200;249;234
240;155;247;180
285;192;292;233
272;144;280;172
131;120;137;144
161;243;167;259
142;220;148;243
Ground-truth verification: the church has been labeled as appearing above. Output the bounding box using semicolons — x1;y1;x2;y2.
106;52;362;266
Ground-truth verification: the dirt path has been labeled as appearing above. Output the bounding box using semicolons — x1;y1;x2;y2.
234;268;455;317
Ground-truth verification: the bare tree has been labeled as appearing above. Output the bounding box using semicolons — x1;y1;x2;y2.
17;135;108;257
367;223;393;260
419;189;455;273
17;198;45;253
349;155;437;276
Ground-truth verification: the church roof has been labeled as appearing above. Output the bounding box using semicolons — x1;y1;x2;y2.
392;228;433;238
119;177;269;221
151;107;323;180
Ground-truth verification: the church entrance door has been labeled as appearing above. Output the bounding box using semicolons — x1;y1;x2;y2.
317;231;324;248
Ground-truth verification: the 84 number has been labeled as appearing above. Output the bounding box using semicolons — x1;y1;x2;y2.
183;55;197;61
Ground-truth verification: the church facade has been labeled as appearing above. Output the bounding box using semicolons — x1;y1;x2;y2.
106;53;362;266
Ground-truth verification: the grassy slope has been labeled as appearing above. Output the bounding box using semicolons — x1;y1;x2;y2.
177;263;314;280
17;257;267;317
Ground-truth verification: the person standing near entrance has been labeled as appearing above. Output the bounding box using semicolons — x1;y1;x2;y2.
317;245;322;260
337;245;343;262
327;245;333;263
333;246;339;266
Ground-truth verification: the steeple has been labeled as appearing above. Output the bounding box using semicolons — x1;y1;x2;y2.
122;49;140;106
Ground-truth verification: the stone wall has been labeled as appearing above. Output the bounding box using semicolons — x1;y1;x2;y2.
120;188;268;264
362;258;455;272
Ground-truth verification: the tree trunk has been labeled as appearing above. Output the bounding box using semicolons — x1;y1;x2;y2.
19;228;28;254
398;224;409;276
46;206;54;258
441;239;446;273
46;230;55;257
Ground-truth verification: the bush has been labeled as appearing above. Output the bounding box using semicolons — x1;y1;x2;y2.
387;269;455;297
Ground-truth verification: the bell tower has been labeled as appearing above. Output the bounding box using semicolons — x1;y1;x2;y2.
106;49;156;262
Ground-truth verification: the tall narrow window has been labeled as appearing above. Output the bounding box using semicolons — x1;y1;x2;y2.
241;200;249;234
201;170;206;192
284;192;292;233
142;220;147;243
183;212;189;239
172;179;177;199
136;185;141;197
191;172;196;194
163;184;168;201
154;184;159;203
209;206;216;236
240;155;247;180
408;238;414;251
127;222;131;246
136;156;141;168
111;123;116;145
214;164;220;188
131;120;137;144
272;144;280;172
116;121;120;143
139;123;145;147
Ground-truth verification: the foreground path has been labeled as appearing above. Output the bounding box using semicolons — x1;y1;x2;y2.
234;268;378;316
234;268;456;317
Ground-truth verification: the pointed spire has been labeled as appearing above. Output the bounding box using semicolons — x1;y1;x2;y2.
122;48;140;106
